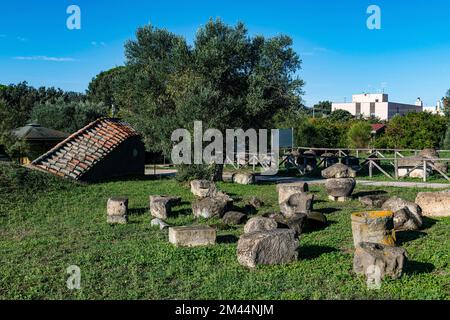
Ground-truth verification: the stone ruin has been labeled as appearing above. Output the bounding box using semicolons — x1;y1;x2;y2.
397;148;447;178
106;197;128;224
322;163;356;202
415;189;450;217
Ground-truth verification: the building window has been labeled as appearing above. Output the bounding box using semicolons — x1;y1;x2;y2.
370;102;375;115
356;103;361;116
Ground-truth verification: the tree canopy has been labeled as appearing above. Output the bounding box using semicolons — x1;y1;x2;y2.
107;19;305;156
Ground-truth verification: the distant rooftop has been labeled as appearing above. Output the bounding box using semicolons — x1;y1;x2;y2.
12;124;69;141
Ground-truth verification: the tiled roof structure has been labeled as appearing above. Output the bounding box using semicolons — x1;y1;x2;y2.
371;123;386;133
32;118;140;180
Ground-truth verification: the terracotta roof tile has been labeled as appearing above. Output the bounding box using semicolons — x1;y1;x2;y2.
32;118;140;180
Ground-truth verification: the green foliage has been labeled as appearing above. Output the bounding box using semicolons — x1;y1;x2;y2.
442;123;450;150
174;164;215;182
0;162;75;202
86;66;127;110
312;101;332;116
374;112;447;149
0;82;85;155
29;98;108;134
347;121;372;148
444;89;450;119
92;19;304;156
329;109;353;122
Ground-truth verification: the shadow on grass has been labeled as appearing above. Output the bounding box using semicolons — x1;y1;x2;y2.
315;207;341;214
352;190;388;198
404;260;435;275
217;234;239;244
299;245;338;260
421;217;438;230
396;230;427;245
303;220;336;233
170;208;192;218
128;207;148;215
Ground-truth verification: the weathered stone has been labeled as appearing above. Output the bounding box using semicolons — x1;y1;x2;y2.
222;211;247;225
168;225;216;247
359;195;389;208
381;197;423;229
190;180;217;198
351;211;396;247
243;216;278;234
325;178;356;198
279;193;314;218
398;167;431;178
276;182;309;204
151;218;170;230
321;163;356;179
419;148;439;158
192;196;229;219
237;229;299;268
149;195;180;219
393;208;421;231
107;197;128;216
271;212;307;237
233;172;255;185
415;190;450;217
248;196;264;209
353;242;407;280
222;172;235;182
215;191;234;212
107;215;128;224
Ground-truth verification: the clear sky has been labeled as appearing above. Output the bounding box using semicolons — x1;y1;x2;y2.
1;0;449;107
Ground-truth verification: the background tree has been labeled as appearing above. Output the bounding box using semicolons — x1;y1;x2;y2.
87;66;127;111
329;109;353;122
374;112;447;149
443;89;450;118
112;19;304;177
347;121;372;148
312;100;332;117
30;98;108;133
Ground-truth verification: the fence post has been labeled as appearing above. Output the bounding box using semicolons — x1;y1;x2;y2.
423;160;427;182
394;154;398;180
369;160;373;178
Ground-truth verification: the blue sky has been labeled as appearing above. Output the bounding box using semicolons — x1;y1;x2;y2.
0;0;449;107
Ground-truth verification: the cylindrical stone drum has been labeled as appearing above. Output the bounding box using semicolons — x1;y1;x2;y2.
351;211;396;247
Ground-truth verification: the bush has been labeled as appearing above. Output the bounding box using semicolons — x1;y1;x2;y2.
174;164;215;182
377;112;447;149
0;162;75;198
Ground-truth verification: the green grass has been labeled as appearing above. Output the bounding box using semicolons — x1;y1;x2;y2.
0;171;449;299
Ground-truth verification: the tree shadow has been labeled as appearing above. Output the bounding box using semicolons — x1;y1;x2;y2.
299;245;338;260
217;234;239;244
404;260;435;275
395;230;427;245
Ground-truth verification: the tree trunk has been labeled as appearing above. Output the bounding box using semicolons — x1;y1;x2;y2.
212;163;224;181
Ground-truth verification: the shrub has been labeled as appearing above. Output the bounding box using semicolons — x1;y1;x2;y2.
0;162;75;198
174;164;215;182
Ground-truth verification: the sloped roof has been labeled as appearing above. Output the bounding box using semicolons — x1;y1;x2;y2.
32;118;140;180
12;124;69;141
371;123;386;133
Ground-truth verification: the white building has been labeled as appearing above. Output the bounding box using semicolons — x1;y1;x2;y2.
423;100;445;116
332;93;422;120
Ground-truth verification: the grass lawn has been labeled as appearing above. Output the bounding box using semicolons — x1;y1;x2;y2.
0;171;449;299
